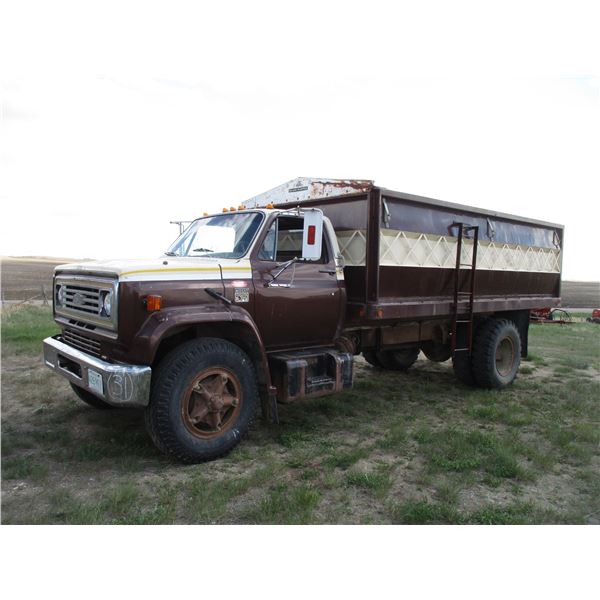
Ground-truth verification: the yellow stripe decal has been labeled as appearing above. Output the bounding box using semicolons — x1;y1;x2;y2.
120;266;251;277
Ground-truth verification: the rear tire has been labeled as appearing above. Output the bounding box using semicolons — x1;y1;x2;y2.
145;338;258;463
421;342;452;363
452;353;476;386
362;350;382;368
471;319;521;389
70;382;115;409
376;346;420;371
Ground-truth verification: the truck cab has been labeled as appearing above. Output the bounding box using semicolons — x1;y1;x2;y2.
43;206;353;463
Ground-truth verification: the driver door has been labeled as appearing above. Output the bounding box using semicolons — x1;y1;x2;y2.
251;215;343;350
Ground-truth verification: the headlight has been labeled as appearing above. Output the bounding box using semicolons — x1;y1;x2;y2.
56;285;66;306
101;291;113;317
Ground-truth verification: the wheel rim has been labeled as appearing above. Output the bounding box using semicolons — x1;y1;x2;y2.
181;367;242;439
495;337;515;377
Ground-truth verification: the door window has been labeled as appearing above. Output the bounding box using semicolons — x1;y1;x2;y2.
257;216;328;263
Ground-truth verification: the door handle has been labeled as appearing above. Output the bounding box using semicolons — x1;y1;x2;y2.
319;268;336;275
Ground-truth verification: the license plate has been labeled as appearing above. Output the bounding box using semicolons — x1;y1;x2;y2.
88;369;104;395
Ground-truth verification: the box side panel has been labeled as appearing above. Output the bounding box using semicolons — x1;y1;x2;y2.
283;192;563;319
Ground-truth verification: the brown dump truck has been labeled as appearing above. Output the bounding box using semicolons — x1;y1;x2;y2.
43;178;563;462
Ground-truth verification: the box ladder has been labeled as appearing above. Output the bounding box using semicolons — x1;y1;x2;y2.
450;222;479;356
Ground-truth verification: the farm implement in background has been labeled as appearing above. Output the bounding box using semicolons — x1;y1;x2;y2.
530;307;572;324
586;308;600;324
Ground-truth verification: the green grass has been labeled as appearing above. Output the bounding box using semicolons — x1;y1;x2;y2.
346;464;392;499
2;455;49;480
1;305;59;354
325;446;369;470
2;307;599;524
415;428;525;479
242;484;321;524
390;500;461;524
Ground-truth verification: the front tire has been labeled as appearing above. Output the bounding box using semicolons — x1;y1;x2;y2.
145;338;258;463
70;382;115;409
472;319;521;389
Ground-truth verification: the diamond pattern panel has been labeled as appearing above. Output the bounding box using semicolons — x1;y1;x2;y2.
336;229;561;273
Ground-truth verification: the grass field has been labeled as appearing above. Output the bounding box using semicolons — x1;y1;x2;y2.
1;306;599;524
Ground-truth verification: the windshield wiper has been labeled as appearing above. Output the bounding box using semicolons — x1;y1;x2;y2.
192;247;214;253
164;251;177;256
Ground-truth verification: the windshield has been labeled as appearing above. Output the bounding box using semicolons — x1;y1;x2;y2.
166;212;264;258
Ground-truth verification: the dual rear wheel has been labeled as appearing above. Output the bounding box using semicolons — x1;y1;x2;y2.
454;319;521;389
362;346;420;371
363;318;522;390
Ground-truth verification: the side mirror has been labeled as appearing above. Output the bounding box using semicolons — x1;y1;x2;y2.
301;209;323;261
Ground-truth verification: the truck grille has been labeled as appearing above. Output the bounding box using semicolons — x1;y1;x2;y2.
62;329;102;358
55;275;118;331
64;284;102;315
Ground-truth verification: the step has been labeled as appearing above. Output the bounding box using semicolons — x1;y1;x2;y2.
269;348;353;403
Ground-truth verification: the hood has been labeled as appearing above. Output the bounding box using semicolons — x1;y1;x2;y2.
55;257;252;282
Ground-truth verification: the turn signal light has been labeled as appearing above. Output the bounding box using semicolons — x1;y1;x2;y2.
145;295;162;312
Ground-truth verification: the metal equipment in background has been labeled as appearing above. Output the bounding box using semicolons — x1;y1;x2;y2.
530;307;572;324
586;309;600;324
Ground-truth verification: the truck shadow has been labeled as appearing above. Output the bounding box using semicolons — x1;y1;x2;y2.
53;358;463;467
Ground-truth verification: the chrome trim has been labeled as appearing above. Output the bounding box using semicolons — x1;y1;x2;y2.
54;275;119;331
55;316;119;340
62;328;102;357
43;336;151;408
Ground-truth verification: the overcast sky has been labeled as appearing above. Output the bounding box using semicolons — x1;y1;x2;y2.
1;1;598;280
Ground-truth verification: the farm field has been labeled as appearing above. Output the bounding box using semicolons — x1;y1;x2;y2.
1;306;599;524
0;257;89;302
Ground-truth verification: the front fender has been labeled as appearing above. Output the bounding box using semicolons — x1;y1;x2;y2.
133;304;277;422
132;304;263;363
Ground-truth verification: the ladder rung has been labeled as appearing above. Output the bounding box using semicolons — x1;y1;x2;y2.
456;319;472;324
453;348;471;352
457;291;472;295
459;263;474;267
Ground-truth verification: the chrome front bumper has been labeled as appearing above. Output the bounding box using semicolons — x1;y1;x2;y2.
43;336;151;408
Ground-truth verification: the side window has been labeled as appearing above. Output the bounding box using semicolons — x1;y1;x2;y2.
257;216;328;263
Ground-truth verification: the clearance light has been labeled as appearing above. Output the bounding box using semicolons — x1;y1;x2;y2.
238;205;245;210
230;206;236;211
266;203;274;209
222;208;228;212
145;295;162;312
203;212;209;216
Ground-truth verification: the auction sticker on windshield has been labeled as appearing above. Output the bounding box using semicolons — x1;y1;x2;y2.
88;370;104;396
